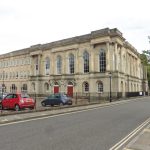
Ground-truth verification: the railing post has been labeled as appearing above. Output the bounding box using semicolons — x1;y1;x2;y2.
75;92;77;105
35;92;37;110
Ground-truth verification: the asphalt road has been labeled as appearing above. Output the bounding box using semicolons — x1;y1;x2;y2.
0;97;150;150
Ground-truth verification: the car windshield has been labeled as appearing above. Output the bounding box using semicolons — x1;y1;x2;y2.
21;94;30;98
48;94;57;99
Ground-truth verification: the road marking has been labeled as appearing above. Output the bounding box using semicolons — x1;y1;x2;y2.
109;117;150;150
0;97;147;127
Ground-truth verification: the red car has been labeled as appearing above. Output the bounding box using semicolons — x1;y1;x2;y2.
0;93;35;111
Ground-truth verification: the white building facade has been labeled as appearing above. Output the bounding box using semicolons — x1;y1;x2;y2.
0;28;148;97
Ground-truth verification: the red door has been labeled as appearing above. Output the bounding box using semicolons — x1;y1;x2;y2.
54;86;59;94
67;86;73;97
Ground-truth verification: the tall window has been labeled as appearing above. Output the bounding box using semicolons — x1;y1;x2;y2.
11;84;17;93
57;56;62;74
83;51;89;73
34;57;39;75
22;84;27;92
83;82;89;92
99;50;106;72
10;72;12;79
45;57;50;75
16;72;19;79
97;81;103;92
69;54;74;74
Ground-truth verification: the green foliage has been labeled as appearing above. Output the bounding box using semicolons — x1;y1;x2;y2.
141;51;150;87
140;54;148;65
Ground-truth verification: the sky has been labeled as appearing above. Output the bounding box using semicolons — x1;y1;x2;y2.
0;0;150;55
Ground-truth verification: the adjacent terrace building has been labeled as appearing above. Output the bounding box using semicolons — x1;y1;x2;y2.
0;28;148;98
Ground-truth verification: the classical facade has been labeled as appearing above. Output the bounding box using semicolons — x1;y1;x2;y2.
0;28;148;97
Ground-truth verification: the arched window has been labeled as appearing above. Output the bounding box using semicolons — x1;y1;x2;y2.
44;83;49;91
99;50;106;72
32;83;35;91
45;57;50;75
83;82;89;92
97;81;103;93
83;51;89;73
57;56;62;74
69;54;74;74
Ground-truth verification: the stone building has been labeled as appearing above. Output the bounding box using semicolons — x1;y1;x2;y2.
0;28;148;97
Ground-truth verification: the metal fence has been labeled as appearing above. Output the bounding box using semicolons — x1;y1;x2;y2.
28;91;149;108
0;91;148;115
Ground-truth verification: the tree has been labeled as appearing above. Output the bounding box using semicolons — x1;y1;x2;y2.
140;51;150;88
140;53;148;65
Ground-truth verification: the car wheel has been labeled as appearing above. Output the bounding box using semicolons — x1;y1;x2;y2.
41;102;46;107
29;107;34;110
15;104;20;111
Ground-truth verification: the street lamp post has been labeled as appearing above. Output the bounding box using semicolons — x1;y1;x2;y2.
109;72;112;102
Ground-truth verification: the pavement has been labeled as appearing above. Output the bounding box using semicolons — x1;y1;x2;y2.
0;97;150;150
123;123;150;150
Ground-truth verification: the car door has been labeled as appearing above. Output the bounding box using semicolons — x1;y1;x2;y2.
9;94;18;109
2;94;13;109
54;94;61;105
51;94;57;105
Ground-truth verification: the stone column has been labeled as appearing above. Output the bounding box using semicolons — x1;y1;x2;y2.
90;45;94;72
120;47;123;72
62;54;65;74
75;49;79;74
38;54;41;75
114;43;118;71
51;54;55;75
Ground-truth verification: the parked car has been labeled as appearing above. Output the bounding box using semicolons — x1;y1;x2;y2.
0;93;35;111
41;93;72;107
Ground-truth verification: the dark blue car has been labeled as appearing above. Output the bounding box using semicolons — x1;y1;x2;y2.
41;93;72;107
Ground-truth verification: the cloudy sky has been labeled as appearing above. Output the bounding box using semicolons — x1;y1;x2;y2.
0;0;150;55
